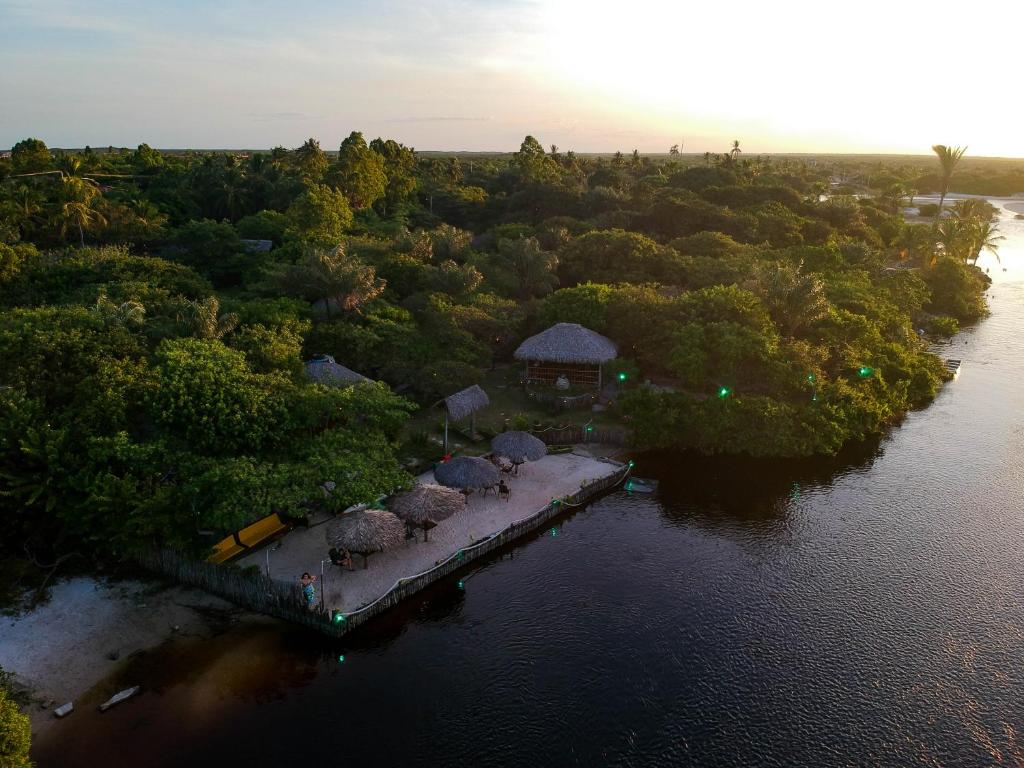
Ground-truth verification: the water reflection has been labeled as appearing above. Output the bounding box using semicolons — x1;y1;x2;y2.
639;438;883;530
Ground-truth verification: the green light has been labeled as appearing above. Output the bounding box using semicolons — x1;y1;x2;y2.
617;372;627;382
457;580;464;589
337;654;345;663
332;611;346;624
585;425;593;432
718;386;731;399
628;460;635;468
550;527;558;537
858;366;874;378
625;481;633;491
807;373;815;382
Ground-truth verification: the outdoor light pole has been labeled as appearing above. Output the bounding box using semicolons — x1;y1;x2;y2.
320;559;326;614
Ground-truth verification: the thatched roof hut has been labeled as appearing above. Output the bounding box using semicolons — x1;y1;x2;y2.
304;354;370;387
390;483;464;541
514;323;617;391
515;323;618;365
325;509;404;568
440;384;489;422
492;431;547;464
433;456;499;490
437;384;489;453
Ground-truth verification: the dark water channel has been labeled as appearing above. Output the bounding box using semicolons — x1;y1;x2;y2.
34;200;1024;767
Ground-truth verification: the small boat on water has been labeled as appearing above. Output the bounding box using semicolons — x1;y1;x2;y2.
624;477;658;494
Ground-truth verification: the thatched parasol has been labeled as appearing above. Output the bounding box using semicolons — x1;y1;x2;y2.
389;483;464;541
433;456;499;491
325;509;405;568
492;431;546;465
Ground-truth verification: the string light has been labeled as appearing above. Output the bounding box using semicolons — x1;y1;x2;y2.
718;386;732;399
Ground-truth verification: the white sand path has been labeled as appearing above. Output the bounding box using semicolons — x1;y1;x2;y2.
0;578;241;735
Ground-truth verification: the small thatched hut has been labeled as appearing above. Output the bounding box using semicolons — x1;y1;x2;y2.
304;354;370;387
325;509;404;568
437;384;489;453
514;323;617;391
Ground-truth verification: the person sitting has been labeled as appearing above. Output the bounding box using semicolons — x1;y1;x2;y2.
498;479;511;501
329;547;354;570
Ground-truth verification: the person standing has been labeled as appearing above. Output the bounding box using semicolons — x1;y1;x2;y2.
300;572;317;610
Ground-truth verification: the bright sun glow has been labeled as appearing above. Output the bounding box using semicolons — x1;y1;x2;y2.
533;0;1024;155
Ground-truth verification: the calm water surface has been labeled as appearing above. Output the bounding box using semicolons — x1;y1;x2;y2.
34;199;1024;767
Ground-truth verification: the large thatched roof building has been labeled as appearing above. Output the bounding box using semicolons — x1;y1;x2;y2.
514;323;617;390
304;354;370;387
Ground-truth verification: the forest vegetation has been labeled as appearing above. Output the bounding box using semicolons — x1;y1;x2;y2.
0;135;995;582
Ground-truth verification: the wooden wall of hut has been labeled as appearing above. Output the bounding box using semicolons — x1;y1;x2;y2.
524;361;601;389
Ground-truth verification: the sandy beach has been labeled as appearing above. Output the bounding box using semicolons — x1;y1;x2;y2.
1;578;247;736
237;450;624;615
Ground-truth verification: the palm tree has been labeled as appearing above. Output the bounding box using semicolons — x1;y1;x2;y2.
967;220;1004;265
896;224;938;269
936;218;973;262
951;198;992;222
179;296;239;339
57;176;106;246
931;144;966;217
94;291;146;327
730;140;742;161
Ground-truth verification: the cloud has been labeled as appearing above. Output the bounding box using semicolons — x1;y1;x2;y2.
246;112;321;122
387;116;491;123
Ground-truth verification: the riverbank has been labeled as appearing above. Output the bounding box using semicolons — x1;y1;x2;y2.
236;449;625;616
0;577;249;737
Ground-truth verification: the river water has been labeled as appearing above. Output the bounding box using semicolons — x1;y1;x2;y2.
33;199;1024;767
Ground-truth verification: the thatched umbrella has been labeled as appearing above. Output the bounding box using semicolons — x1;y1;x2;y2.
433;456;499;493
492;431;547;470
325;509;405;569
390;483;464;541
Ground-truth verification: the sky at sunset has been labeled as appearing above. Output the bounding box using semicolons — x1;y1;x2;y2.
3;0;1024;155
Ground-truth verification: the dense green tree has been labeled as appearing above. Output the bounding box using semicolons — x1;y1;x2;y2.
11;137;51;174
336;131;387;209
0;682;32;768
272;245;385;316
294;138;329;184
152;338;285;455
370;138;418;215
285;184;353;245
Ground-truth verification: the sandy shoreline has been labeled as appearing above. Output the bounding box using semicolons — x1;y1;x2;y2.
1;577;249;737
4;447;626;741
